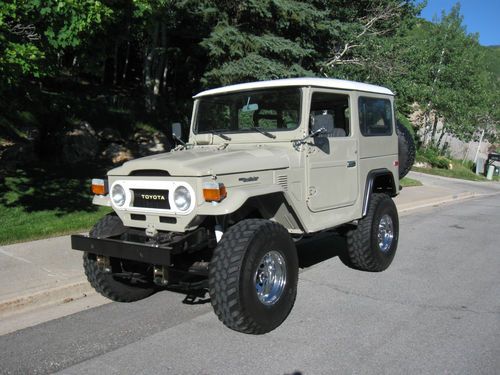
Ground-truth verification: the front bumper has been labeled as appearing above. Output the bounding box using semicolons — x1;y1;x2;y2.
71;235;171;265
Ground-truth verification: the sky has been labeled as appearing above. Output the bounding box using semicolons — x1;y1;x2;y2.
420;0;500;46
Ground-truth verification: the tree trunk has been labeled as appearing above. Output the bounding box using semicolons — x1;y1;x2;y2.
422;108;432;147
113;42;119;85
144;21;160;112
122;39;131;82
430;114;439;146
437;127;447;148
153;22;167;97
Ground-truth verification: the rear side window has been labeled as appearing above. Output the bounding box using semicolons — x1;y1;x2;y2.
358;97;393;136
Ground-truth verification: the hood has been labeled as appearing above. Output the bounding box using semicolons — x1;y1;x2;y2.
108;146;290;177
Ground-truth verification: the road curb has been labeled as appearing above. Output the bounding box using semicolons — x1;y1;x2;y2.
0;280;95;318
409;171;500;186
397;191;500;214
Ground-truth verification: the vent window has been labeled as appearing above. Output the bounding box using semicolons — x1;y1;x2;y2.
129;170;170;177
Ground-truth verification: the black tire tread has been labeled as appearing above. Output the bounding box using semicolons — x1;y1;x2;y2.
209;219;297;334
346;194;397;272
83;214;156;302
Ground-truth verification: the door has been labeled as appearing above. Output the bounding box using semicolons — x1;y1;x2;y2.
306;91;358;212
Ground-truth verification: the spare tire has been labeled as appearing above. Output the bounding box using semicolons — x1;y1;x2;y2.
396;121;416;179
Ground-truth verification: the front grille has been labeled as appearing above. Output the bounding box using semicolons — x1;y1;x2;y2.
130;214;146;221
160;216;177;224
132;189;170;209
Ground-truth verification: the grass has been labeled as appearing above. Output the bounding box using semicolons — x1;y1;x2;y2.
400;177;422;187
0;164;112;245
0;205;112;245
413;159;500;182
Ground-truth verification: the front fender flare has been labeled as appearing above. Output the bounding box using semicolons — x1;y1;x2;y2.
196;185;285;216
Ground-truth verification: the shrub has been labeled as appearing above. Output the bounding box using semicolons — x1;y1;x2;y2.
417;147;451;169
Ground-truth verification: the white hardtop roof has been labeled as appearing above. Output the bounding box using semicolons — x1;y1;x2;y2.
194;77;394;98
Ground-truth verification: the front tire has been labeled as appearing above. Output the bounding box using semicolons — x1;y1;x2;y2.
345;194;399;272
83;214;157;302
209;219;298;334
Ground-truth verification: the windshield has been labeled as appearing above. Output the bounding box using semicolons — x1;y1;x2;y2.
195;88;301;135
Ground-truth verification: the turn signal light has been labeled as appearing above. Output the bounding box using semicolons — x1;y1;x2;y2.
91;178;108;195
203;182;227;202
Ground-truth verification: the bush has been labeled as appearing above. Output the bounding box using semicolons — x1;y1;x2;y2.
417;147;451;169
463;159;474;171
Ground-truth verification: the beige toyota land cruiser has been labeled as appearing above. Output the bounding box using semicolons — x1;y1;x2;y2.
71;78;414;334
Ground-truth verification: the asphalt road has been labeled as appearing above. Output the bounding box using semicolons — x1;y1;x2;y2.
1;196;499;374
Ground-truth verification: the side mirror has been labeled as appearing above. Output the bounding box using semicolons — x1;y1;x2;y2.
172;122;182;139
171;122;186;147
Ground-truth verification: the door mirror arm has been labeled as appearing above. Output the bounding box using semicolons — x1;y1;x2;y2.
293;127;327;148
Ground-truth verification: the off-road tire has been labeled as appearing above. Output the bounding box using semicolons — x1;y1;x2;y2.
83;214;156;302
397;121;416;179
209;219;298;334
346;194;399;272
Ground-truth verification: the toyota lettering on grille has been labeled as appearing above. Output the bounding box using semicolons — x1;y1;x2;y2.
141;194;166;200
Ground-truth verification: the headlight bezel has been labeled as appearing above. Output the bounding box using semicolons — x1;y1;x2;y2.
173;185;192;212
111;183;126;207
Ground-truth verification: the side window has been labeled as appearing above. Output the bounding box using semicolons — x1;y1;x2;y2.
310;92;350;137
358;97;393;136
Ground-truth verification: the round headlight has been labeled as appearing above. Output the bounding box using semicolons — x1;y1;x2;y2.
111;184;126;207
174;186;191;211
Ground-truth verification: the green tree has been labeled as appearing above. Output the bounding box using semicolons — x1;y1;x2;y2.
0;0;111;90
396;4;498;145
199;0;324;87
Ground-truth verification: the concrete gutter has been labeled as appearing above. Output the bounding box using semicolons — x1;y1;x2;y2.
0;281;93;317
396;191;475;214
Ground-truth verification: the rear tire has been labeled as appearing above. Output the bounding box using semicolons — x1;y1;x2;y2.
346;194;399;272
83;214;156;302
209;219;298;334
397;121;416;179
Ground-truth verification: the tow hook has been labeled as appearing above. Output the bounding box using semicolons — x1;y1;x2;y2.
96;255;111;273
153;265;168;285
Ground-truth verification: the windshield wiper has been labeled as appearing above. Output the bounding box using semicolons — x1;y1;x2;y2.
210;130;231;141
252;127;276;139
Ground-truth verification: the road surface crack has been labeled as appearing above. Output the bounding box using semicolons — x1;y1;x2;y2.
300;276;500;316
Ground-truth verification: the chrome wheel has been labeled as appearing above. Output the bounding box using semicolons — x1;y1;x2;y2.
378;214;394;253
254;251;287;306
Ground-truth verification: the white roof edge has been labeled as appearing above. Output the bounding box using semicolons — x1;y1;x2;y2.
193;77;394;98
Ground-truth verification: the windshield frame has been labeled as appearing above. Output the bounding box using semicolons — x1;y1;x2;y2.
193;87;303;137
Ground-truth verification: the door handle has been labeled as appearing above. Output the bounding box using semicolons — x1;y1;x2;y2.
347;160;356;168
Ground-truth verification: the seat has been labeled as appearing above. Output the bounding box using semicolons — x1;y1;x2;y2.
312;114;334;134
313;114;347;137
332;128;346;137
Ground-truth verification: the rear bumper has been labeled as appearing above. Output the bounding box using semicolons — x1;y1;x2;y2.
71;235;171;265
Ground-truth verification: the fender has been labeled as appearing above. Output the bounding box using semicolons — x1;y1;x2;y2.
196;185;285;216
362;168;397;217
